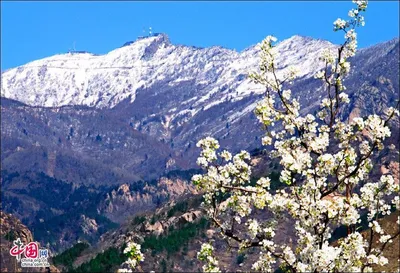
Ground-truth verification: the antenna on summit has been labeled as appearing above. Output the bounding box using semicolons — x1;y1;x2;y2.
68;41;76;54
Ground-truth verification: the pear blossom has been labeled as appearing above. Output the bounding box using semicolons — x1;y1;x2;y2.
220;150;232;161
197;243;221;272
120;241;144;270
334;18;347;31
247;219;260;239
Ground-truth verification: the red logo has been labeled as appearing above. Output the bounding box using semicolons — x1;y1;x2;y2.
25;242;39;258
9;238;50;268
9;239;40;260
9;238;25;261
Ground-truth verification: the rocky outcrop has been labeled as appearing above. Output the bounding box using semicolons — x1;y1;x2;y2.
0;211;34;244
0;211;60;273
140;210;203;236
178;210;202;225
98;178;197;223
100;186;161;224
141;221;164;236
80;215;98;235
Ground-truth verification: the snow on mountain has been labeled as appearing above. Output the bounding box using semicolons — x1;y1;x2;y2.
1;34;336;111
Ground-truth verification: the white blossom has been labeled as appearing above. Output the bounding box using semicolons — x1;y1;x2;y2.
220;150;232;161
334;18;347;31
121;241;144;270
197;243;221;272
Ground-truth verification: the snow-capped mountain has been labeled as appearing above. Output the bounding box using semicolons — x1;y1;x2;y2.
1;34;399;176
1;34;335;109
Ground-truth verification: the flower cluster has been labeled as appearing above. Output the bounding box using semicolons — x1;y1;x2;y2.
197;243;221;272
333;18;348;31
196;137;220;167
118;241;144;271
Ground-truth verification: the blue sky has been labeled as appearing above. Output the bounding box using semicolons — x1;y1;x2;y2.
1;1;399;70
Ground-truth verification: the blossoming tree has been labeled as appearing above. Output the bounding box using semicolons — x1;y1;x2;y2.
121;1;398;272
193;0;400;272
118;242;144;272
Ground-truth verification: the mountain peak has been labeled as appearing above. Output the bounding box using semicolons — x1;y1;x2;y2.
281;34;332;46
121;33;170;48
287;34;314;41
241;34;331;54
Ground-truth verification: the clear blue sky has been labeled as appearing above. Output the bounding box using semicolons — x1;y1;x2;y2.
1;1;399;70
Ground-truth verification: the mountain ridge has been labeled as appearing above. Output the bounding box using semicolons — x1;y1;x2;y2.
1;34;337;108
